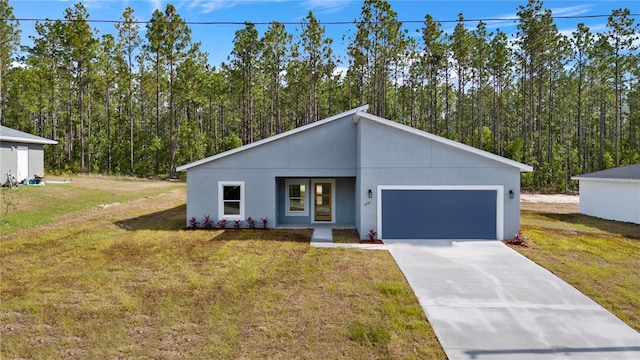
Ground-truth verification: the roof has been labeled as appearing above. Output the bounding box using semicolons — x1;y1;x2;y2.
0;125;58;145
572;164;640;183
177;105;369;171
177;105;533;173
353;111;534;172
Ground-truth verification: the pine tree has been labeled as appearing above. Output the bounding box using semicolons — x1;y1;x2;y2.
0;0;20;125
116;7;141;175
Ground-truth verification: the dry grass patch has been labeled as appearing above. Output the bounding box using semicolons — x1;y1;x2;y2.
515;204;640;331
1;178;445;359
1;174;183;235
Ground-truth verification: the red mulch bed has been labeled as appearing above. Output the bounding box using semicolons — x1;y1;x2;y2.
359;239;384;244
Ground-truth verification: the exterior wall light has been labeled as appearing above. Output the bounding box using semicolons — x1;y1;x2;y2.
509;190;514;199
368;189;373;198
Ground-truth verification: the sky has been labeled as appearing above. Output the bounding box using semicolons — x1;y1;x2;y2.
8;0;640;68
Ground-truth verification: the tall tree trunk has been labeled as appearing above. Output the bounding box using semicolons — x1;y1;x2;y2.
155;53;160;175
129;53;134;175
106;78;112;174
79;67;85;172
614;52;621;167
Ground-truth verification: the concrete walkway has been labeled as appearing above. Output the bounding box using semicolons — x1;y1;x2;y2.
311;228;333;242
384;240;640;360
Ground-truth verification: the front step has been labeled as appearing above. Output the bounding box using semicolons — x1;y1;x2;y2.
311;228;333;242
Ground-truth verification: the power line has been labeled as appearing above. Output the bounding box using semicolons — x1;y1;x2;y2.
4;13;638;26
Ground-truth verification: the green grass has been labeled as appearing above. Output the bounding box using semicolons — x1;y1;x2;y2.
5;176;637;357
516;209;640;331
1;175;183;236
1;177;445;359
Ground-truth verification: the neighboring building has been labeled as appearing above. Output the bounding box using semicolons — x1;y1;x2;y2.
0;125;58;183
177;106;533;240
572;164;640;224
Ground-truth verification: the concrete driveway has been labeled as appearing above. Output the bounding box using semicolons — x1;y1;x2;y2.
384;240;640;360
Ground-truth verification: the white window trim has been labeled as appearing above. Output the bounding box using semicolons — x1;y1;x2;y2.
218;181;245;220
285;179;309;216
311;179;336;224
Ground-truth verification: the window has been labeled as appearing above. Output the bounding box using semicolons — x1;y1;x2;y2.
285;179;308;216
218;181;244;220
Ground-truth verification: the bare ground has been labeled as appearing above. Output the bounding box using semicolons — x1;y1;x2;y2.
521;193;579;214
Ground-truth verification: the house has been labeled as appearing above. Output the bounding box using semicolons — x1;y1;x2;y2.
0;125;58;183
177;106;533;240
572;164;640;224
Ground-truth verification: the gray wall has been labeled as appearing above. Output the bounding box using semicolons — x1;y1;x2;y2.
184;114;358;227
184;111;524;239
356;118;522;240
0;141;46;182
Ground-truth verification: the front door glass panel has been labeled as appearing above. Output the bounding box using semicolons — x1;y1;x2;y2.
314;183;332;221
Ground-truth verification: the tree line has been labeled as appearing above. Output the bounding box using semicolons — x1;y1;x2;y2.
1;0;638;190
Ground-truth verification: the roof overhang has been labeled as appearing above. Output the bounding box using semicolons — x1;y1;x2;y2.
571;176;640;184
353;111;534;172
0;136;58;145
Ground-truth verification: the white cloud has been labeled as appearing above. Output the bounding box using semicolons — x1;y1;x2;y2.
550;5;593;17
333;66;347;80
183;0;292;14
557;25;605;40
147;0;164;12
11;61;27;69
186;0;241;13
300;0;351;15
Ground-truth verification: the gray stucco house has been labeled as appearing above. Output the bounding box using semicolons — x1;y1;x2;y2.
0;125;57;183
177;106;533;240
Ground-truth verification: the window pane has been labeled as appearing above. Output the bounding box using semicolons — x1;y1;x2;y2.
289;198;305;212
224;186;241;201
316;206;330;216
299;185;305;197
224;201;240;215
289;184;300;197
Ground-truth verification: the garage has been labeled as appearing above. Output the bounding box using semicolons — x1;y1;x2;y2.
378;186;503;240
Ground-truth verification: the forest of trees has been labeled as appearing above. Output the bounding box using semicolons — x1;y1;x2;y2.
0;0;638;191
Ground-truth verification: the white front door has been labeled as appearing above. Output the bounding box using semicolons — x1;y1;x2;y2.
16;147;29;182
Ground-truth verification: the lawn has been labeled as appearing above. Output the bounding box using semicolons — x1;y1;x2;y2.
1;175;184;236
516;200;640;331
3;178;639;358
1;177;445;359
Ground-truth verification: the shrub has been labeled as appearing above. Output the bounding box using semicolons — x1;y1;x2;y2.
203;215;214;229
367;228;377;241
218;218;228;229
505;228;529;247
260;217;268;229
189;216;199;229
233;219;242;229
246;216;256;229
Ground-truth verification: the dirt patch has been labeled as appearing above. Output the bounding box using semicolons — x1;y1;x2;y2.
332;229;361;243
521;193;579;203
521;193;579;214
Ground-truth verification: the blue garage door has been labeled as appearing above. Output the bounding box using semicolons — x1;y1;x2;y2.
381;189;497;239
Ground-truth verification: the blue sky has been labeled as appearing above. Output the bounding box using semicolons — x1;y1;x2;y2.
10;0;639;67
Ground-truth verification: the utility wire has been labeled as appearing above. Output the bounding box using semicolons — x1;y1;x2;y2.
4;13;639;25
